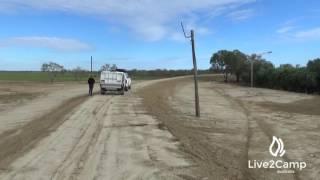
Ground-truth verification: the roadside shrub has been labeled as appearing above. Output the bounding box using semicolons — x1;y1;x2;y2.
239;60;319;94
211;50;320;94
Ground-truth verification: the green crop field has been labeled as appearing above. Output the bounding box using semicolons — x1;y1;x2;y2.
0;70;213;82
0;71;92;82
0;71;192;82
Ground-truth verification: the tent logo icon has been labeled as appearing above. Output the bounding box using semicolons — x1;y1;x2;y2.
269;136;286;157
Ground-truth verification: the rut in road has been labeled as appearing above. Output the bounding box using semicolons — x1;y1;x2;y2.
0;84;197;180
0;95;88;170
51;97;113;180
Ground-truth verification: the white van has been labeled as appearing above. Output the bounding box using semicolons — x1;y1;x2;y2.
115;69;131;91
124;72;132;91
100;71;125;95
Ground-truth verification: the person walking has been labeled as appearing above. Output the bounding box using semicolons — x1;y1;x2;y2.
88;76;95;96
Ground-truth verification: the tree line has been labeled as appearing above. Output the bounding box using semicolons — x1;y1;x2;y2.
40;62;120;82
210;50;320;94
40;62;212;82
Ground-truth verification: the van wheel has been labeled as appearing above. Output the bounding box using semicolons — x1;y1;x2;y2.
120;88;125;95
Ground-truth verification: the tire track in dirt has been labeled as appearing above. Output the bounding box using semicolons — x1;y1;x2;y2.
138;77;233;179
213;84;300;180
212;87;254;180
5;108;91;180
138;76;302;180
0;79;215;180
51;97;114;180
236;88;300;180
0;95;88;171
95;92;197;180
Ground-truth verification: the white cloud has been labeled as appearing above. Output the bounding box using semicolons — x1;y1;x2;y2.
0;0;256;41
277;19;320;41
1;36;93;52
277;26;295;34
227;9;254;21
276;18;320;41
294;27;320;40
276;18;300;34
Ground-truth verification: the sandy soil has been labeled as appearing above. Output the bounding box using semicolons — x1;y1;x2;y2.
0;76;319;180
0;82;89;134
0;80;197;180
0;82;45;112
139;76;320;180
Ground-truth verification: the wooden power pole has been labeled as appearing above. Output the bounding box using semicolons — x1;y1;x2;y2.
181;23;200;117
91;56;93;76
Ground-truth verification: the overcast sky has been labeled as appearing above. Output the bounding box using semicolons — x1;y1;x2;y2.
0;0;320;70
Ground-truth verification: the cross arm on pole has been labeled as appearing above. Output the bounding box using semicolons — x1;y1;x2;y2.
181;22;191;39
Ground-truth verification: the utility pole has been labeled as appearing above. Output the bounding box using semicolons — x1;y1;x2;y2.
251;56;253;88
91;56;93;76
181;22;200;117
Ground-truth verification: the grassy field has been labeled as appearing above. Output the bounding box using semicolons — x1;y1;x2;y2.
0;71;197;82
0;71;91;82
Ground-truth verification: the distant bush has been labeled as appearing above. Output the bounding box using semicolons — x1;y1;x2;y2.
307;58;320;92
240;59;320;94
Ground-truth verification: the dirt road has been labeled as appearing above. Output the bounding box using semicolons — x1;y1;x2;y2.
0;76;319;180
0;80;197;180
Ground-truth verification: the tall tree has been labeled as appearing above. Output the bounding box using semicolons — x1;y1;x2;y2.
100;64;118;71
232;50;248;82
307;58;320;90
41;62;64;82
210;50;247;82
110;64;118;71
307;58;320;72
100;64;110;71
210;50;232;82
